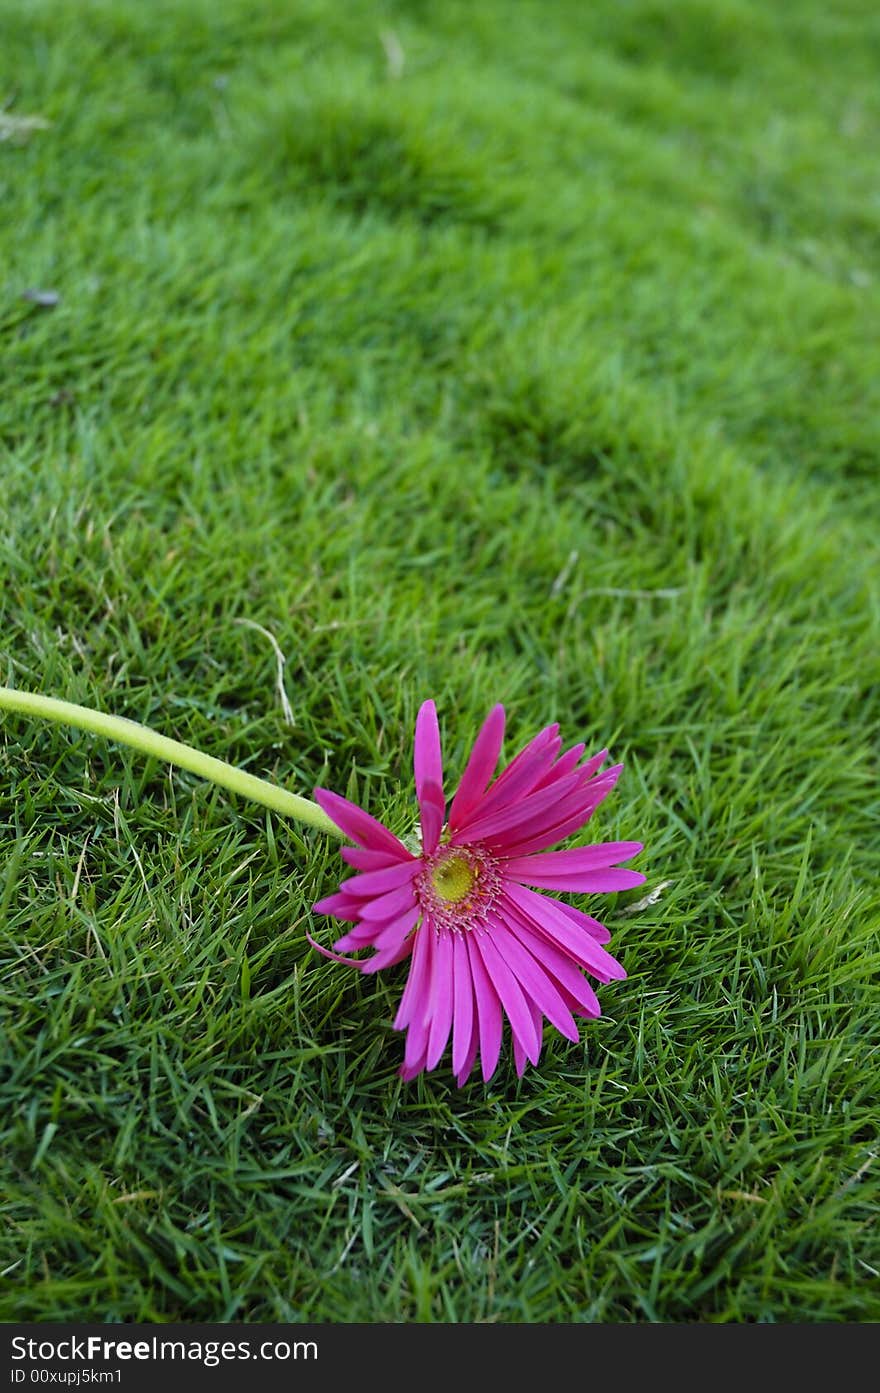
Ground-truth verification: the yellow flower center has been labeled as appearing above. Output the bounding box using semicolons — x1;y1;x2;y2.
430;855;475;903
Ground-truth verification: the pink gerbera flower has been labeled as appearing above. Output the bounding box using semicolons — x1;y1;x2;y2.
309;701;644;1085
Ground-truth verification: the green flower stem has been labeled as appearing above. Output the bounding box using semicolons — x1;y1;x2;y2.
0;686;343;838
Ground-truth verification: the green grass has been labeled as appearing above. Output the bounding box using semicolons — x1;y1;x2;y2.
1;0;879;1323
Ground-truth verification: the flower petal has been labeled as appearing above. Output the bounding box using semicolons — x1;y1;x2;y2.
426;930;455;1070
403;928;435;1072
447;704;505;829
418;778;445;856
555;982;602;1021
399;1054;428;1083
449;770;582;848
342;845;414;871
488;915;580;1042
414;699;444;805
370;904;421;952
513;867;646;894
531;741;586;791
305;931;369;967
497;764;623;856
393;918;433;1031
451;931;475;1076
455;1014;480;1087
314;788;410;857
361;936;415;974
570;748;609;782
465;930;503;1082
333;924;379;950
338;861;421;899
474;928;541;1064
357;879;419;922
503;843;644;892
502;913;603;1017
554;899;612;943
487;724;560;798
504;842;643;878
312;891;361;920
403;1024;430;1076
503;883;627;983
455;725;560;831
511;999;543;1076
526;998;543;1065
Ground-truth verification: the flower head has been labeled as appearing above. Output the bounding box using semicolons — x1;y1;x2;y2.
310;701;644;1084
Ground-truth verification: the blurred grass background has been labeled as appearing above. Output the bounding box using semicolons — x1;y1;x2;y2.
1;0;878;1321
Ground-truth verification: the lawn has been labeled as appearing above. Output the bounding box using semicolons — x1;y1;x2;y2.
1;0;878;1322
